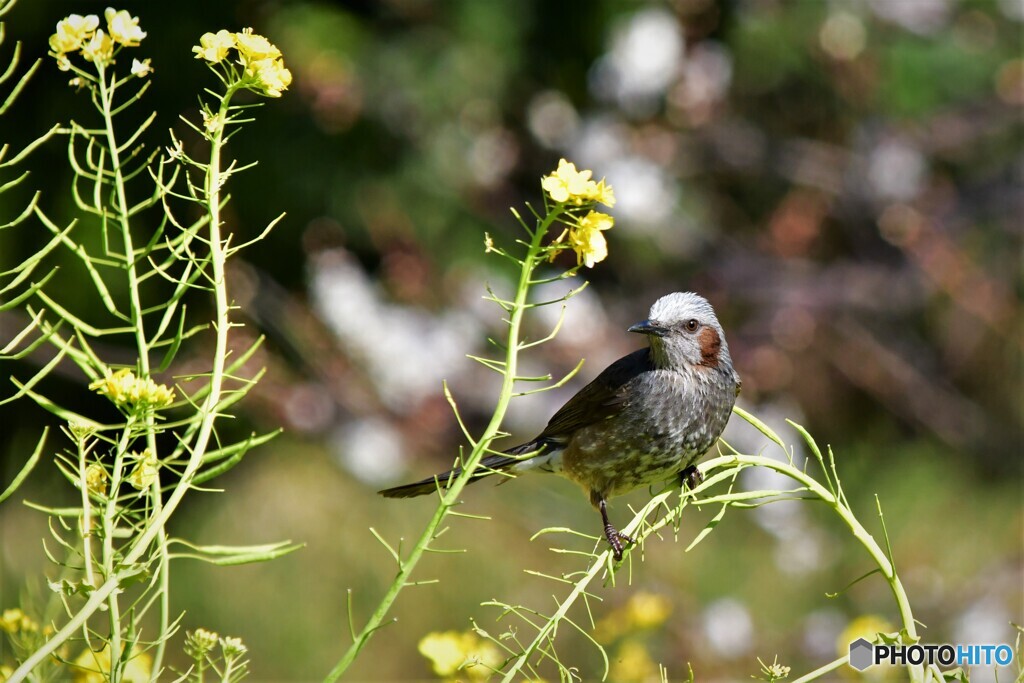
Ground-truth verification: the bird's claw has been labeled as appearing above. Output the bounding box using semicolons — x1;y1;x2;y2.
604;524;634;561
680;465;704;491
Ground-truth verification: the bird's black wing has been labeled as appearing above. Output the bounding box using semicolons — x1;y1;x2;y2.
536;348;652;440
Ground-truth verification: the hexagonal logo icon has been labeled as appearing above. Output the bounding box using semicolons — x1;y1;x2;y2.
849;637;874;671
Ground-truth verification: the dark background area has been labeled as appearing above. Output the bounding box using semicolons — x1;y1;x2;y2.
1;0;1021;680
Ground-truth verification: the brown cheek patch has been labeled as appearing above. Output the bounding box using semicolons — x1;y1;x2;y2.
698;327;721;368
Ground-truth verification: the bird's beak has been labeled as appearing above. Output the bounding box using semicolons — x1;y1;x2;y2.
628;319;667;337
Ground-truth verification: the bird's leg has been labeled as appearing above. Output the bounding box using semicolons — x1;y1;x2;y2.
679;464;704;491
598;496;633;561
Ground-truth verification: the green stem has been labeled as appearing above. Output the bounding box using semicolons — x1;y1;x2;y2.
500;426;920;682
322;209;564;682
8;86;240;683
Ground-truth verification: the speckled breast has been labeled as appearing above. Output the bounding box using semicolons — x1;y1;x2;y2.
561;367;736;498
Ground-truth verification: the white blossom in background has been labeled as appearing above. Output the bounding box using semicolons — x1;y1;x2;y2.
331;417;405;484
677;41;733;110
868;0;952;35
802;609;847;659
703;598;754;657
727;400;827;575
953;595;1014;683
309;249;480;411
589;7;684;115
526;90;579;149
867;138;928;202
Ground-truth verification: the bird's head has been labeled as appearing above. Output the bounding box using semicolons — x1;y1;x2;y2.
628;292;734;372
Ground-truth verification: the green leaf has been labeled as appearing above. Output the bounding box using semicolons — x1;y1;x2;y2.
168;539;304;566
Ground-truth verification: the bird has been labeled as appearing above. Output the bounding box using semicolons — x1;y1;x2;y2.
379;292;741;560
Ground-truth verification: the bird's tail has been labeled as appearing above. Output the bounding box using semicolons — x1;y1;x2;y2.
378;442;540;499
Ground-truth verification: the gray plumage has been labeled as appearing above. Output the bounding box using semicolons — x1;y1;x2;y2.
379;292;741;559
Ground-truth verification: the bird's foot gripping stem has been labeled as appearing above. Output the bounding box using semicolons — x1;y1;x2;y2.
679;464;704;491
598;497;633;561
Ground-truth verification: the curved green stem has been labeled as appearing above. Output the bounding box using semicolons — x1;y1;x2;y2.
500;410;921;682
323;209;564;682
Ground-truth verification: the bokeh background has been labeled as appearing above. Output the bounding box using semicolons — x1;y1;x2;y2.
1;0;1021;680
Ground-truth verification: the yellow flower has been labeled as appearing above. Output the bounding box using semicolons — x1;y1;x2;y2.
85;463;107;495
49;14;99;54
104;8;146;47
202;109;223;134
609;639;657;682
623;591;672;630
80;29;114;64
234;28;281;62
838;614;895;654
193;30;235;63
88;368;175;409
127;449;159;490
248;57;292;97
72;645;151;683
130;58;152;77
542;158;597;204
0;608;38;634
568;210;614;268
590;178;616;208
417;631;501;679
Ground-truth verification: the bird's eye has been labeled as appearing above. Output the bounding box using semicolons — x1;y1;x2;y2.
685;319;699;332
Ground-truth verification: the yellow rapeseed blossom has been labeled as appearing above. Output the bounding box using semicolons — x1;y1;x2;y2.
85;463;107;495
193;27;291;98
623;591;672;630
49;14;99;55
130;58;152;77
838;614;894;653
541;159;616;207
609;639;657;682
193;30;235;63
595;591;672;643
234;28;281;62
80;29;114;64
417;631;501;679
247;57;293;98
104;8;146;47
0;608;38;634
88;368;175;410
591;179;616;208
202;110;224;134
568;210;614;268
542;159;595;204
72;645;151;683
127;449;159;490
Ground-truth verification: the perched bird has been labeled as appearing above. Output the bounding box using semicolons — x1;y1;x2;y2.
379;292;741;560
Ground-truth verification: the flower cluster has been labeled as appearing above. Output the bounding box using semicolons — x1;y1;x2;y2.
0;608;38;634
185;628;220;658
85;463;107;495
193;28;292;97
417;630;501;679
88;368;175;411
542;158;616;207
127;449;159;489
541;159;617;268
48;9;146;68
